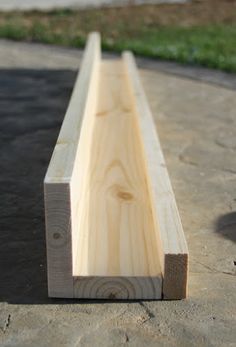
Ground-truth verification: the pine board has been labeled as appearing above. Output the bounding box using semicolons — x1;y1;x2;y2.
44;32;188;300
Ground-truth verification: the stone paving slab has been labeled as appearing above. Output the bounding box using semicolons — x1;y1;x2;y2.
0;41;235;347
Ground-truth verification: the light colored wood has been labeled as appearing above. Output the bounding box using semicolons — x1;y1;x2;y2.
70;60;163;299
44;183;73;297
44;32;101;184
44;32;100;297
73;276;162;300
44;33;188;299
73;61;162;279
123;51;188;299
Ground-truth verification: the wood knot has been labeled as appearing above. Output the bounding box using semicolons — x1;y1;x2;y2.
53;232;61;240
96;110;108;117
117;191;133;201
108;292;117;299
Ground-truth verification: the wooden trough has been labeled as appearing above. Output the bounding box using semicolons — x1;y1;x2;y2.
44;32;188;300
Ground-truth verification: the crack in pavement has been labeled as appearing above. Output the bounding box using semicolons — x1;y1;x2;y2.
138;302;155;324
1;314;11;334
195;260;236;277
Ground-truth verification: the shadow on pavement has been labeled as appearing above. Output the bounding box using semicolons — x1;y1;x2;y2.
215;211;236;244
0;68;157;305
0;68;78;304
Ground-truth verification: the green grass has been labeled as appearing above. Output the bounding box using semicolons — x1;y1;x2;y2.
103;26;236;72
0;11;235;72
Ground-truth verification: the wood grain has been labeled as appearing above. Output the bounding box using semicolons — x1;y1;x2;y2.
44;32;100;297
44;183;73;297
44;32;100;184
73;61;162;285
44;33;188;299
123;51;188;299
73;276;162;300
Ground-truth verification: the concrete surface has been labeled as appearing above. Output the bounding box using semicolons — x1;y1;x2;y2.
0;0;188;11
0;40;235;347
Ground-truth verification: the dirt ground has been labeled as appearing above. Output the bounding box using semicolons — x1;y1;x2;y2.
0;0;235;27
85;0;236;26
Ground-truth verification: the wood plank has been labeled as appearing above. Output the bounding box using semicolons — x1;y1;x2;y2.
44;32;101;297
123;51;189;299
44;33;188;299
44;32;101;184
70;59;162;299
73;60;162;278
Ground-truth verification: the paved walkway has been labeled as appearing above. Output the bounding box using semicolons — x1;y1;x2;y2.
0;0;188;10
0;41;235;347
